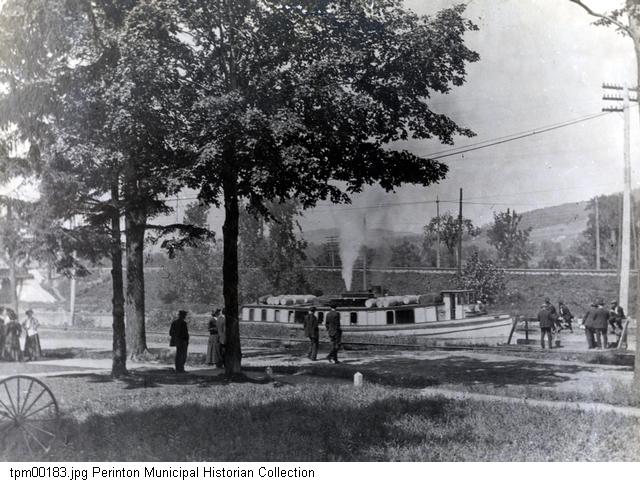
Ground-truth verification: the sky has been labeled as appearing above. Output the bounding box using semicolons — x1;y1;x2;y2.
295;0;638;235
1;0;636;238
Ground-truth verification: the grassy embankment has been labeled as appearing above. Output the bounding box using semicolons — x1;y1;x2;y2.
2;372;638;462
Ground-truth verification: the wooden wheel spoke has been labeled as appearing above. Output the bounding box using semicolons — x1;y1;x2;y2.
20;388;46;418
21;423;49;452
16;377;20;414
22;401;55;420
0;419;16;437
21;428;34;456
22;420;56;438
19;380;35;416
0;400;14;419
2;382;17;416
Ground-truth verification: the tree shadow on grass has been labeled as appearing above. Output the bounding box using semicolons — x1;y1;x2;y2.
328;355;599;388
249;354;601;389
16;393;460;462
63;368;272;390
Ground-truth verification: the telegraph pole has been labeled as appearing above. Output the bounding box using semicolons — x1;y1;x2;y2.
602;83;638;315
362;214;368;291
436;195;441;268
595;196;601;270
457;188;463;276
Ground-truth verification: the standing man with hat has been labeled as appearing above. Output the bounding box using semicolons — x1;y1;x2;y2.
304;307;319;361
537;301;556;349
169;310;189;373
582;302;597;349
591;299;610;349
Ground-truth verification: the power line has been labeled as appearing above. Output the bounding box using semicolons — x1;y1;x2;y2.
421;108;629;160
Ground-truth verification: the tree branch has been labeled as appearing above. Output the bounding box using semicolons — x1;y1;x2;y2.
568;0;632;36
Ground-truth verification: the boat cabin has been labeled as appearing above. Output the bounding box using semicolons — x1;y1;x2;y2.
241;289;480;327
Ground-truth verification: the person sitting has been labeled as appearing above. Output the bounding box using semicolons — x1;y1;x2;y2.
608;300;625;347
558;301;574;333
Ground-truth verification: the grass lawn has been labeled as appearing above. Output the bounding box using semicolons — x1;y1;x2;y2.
2;371;639;462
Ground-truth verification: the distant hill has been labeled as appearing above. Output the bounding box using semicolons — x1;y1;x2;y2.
301;191;637;255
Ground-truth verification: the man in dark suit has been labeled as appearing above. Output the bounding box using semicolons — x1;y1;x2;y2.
325;305;342;364
170;310;189;373
591;299;610;349
304;307;319;361
537;302;556;349
582;302;597;349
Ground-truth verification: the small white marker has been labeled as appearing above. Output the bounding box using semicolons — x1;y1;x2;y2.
354;372;363;387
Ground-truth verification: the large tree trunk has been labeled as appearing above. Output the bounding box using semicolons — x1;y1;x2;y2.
111;182;128;378
125;208;148;356
223;168;242;375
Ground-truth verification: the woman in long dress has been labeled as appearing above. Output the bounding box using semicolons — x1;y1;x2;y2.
3;308;22;362
22;309;42;361
206;309;223;367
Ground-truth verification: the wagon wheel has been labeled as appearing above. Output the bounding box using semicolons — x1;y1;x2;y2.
0;375;60;458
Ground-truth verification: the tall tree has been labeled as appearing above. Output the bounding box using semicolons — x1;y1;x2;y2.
0;0;198;373
487;209;532;268
424;213;479;266
174;1;479;374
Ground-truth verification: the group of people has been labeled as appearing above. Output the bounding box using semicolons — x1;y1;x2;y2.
168;308;227;373
0;307;42;362
536;297;626;350
303;305;342;364
582;299;626;349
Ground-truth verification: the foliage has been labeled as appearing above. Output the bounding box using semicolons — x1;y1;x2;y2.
239;200;310;302
486;209;532;268
157;203;222;307
455;252;506;304
575;194;640;269
536;241;564;269
424;212;479;266
389;238;424;267
173;0;480;372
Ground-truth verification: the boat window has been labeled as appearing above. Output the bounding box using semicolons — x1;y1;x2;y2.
294;311;306;324
350;312;358;324
288;311;294;323
396;309;415;324
261;309;267;321
274;310;280;322
318;312;324;323
386;310;395;325
249;309;255;321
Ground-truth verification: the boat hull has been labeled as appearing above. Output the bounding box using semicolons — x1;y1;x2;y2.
241;315;513;343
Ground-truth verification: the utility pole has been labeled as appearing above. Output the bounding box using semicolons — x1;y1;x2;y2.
602;83;638;315
436;195;441;268
594;196;601;270
69;215;77;327
457;188;463;276
362;214;368;291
